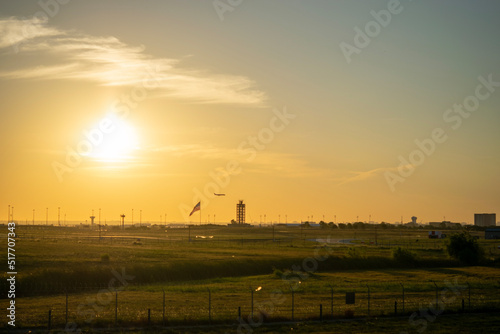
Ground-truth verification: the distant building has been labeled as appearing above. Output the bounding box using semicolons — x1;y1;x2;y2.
428;231;446;239
405;216;418;227
475;213;496;227
236;200;246;224
428;221;462;229
485;229;500;239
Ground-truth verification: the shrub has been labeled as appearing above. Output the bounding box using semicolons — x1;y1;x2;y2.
446;231;484;265
272;267;283;278
346;247;365;259
100;254;110;263
392;247;418;265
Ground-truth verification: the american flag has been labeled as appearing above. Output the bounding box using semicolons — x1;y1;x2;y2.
189;202;201;216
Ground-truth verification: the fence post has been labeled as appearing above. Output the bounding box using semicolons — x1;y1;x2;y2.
290;284;295;321
462;298;465;312
319;304;323;321
148;308;151;327
208;288;212;323
400;283;405;313
250;286;254;319
432;281;438;310
65;292;68;324
238;306;241;322
115;291;118;326
467;282;471;309
366;285;370;317
162;289;165;326
330;285;333;317
48;309;52;330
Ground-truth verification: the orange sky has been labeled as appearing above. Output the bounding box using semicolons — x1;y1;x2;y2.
1;1;499;225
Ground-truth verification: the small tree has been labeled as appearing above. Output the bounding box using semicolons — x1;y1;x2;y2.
328;222;338;229
446;231;484;265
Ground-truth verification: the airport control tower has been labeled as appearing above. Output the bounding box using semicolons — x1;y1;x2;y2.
236;200;245;224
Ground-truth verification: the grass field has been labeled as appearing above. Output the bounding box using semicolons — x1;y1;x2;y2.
1;224;500;330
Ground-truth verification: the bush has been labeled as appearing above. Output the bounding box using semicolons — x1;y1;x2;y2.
346;247;365;259
272;267;283;278
446;231;484;265
100;254;110;263
392;247;418;265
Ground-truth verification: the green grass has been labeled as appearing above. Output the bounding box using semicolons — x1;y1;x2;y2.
4;225;487;292
2;225;500;329
8;266;500;328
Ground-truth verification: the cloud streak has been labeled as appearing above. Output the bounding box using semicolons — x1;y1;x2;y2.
0;17;267;105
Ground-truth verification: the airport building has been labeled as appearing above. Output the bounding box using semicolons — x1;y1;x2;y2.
474;213;496;227
236;200;245;224
485;229;500;239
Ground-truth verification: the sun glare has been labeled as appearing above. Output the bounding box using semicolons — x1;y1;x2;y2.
86;115;140;162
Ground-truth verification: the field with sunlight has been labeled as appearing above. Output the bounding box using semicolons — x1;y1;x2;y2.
2;224;500;331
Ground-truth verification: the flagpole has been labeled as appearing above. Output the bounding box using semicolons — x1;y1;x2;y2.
199;202;201;225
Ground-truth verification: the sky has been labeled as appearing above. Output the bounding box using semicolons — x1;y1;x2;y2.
1;0;499;225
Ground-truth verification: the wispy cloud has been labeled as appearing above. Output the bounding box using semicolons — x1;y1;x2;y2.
0;17;267;105
0;17;60;49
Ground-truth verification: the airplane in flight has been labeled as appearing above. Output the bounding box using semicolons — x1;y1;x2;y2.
214;193;226;196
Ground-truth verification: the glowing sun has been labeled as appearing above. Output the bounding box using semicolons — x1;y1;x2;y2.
88;116;139;162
